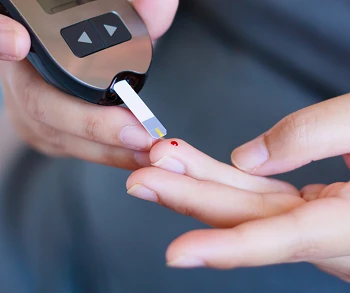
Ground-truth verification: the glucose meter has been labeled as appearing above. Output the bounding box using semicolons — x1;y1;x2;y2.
0;0;167;138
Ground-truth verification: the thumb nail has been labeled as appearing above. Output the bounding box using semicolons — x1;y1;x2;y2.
231;136;269;172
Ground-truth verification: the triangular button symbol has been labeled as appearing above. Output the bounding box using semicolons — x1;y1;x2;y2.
104;24;117;36
78;32;92;44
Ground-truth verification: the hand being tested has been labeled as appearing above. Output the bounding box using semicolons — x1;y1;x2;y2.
0;0;178;169
127;139;350;282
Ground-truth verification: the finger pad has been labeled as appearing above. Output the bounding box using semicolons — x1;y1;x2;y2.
132;0;179;39
166;230;213;260
150;138;188;162
0;15;31;58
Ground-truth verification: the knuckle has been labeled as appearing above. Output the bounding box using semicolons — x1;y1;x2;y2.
172;202;195;217
100;146;120;165
288;239;320;262
159;184;198;217
15;126;64;157
36;144;66;157
247;193;266;220
7;115;37;146
332;271;350;283
37;123;64;151
98;146;134;169
168;181;204;217
23;81;47;122
20;133;37;147
320;182;350;199
225;228;256;267
317;264;350;283
334;182;350;199
286;214;321;262
278;112;317;148
340;274;350;283
82;114;103;141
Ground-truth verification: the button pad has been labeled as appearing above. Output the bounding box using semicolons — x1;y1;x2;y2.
61;20;105;58
90;13;132;48
61;12;132;58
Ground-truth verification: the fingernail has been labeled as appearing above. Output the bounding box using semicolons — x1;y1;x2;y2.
120;125;153;150
127;184;158;203
167;256;205;269
231;136;269;172
152;156;185;174
0;28;18;59
134;152;151;167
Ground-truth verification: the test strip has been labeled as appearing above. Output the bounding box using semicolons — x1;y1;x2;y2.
113;80;167;139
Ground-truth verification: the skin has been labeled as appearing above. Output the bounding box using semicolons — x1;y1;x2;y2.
0;0;179;169
3;0;350;283
230;94;350;176
127;139;350;282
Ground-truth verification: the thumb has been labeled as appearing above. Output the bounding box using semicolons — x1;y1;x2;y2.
131;0;178;40
231;94;350;176
0;14;30;61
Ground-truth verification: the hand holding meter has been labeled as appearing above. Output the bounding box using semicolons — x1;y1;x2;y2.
0;0;167;139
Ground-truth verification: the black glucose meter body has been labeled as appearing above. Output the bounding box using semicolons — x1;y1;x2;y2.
0;0;153;106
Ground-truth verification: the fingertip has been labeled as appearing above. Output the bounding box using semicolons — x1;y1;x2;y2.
149;138;186;163
126;166;157;190
126;168;144;190
15;26;31;60
230;135;269;175
0;15;30;60
131;0;179;40
166;229;233;269
166;230;209;264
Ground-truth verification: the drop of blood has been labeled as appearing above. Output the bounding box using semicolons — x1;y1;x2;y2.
171;141;179;146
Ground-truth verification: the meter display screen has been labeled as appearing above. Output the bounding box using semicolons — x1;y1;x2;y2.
37;0;96;14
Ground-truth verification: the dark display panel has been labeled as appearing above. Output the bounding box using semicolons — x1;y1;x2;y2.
37;0;96;14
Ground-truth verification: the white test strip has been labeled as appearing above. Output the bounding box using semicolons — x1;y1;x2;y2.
113;80;167;139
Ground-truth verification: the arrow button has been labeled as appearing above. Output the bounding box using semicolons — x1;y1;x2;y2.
78;31;92;44
90;13;131;48
61;21;105;58
104;25;117;37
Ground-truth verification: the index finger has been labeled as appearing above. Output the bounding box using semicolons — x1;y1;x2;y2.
6;59;155;150
149;139;299;195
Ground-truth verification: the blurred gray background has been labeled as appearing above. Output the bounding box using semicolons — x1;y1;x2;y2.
1;0;350;292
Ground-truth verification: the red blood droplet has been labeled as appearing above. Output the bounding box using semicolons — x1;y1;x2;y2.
171;141;179;146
